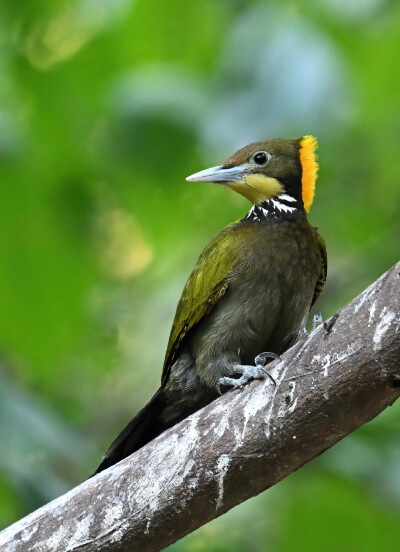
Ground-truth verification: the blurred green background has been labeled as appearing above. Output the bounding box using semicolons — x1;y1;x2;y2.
1;0;400;549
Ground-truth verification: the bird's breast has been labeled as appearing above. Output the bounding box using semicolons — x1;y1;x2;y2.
226;218;321;358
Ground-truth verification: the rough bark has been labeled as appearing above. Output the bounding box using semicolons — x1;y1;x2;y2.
1;262;400;552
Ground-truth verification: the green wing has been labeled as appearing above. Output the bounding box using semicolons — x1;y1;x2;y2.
162;225;240;385
311;232;327;307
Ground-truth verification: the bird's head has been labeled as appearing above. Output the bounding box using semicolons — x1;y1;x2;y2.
187;136;318;213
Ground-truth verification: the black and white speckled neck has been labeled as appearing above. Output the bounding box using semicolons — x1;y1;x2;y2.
242;194;300;223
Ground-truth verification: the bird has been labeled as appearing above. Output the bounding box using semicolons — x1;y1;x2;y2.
94;136;327;475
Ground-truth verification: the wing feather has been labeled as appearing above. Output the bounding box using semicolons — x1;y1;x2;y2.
162;226;239;384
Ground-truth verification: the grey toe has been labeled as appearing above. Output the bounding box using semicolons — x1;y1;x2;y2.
254;351;281;366
312;311;323;331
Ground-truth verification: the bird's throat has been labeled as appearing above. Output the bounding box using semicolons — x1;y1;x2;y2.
227;174;284;205
243;194;298;223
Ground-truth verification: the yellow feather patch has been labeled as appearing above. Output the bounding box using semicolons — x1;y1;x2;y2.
228;174;284;205
299;135;319;212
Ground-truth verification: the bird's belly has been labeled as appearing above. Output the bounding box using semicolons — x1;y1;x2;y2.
230;278;309;363
224;245;319;362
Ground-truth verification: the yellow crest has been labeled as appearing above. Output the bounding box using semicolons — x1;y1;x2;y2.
299;135;319;212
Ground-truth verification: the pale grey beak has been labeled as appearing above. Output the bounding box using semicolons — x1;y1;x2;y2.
186;165;245;183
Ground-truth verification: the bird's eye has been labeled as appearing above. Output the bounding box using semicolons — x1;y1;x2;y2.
252;151;270;166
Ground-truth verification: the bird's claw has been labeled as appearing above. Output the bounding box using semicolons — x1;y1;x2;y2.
312;311;323;331
254;351;281;366
216;352;278;394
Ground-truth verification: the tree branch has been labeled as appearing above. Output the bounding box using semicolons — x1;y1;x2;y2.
1;262;400;552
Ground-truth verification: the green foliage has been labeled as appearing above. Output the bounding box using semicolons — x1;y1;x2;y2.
0;0;399;548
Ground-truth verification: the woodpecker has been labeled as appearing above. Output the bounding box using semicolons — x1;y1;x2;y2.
94;136;326;474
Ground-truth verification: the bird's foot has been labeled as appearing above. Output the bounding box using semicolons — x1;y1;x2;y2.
312;311;323;331
216;352;279;395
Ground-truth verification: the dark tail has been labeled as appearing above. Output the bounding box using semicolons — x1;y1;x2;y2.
93;388;167;475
